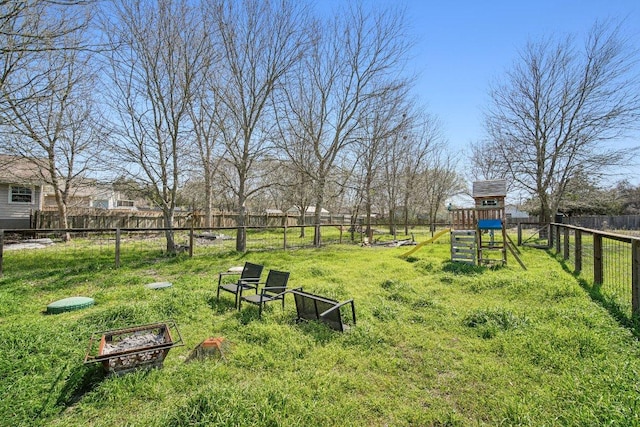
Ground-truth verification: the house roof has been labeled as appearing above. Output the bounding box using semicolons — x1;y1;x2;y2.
505;204;529;218
0;155;47;185
286;206;329;214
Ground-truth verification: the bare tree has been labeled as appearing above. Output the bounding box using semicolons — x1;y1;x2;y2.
384;111;446;235
416;153;464;233
1;4;98;239
0;1;90;117
354;89;409;241
185;38;223;228
276;3;411;246
102;0;208;253
203;0;309;251
479;21;640;222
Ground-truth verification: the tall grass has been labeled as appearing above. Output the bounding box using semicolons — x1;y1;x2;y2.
1;237;640;426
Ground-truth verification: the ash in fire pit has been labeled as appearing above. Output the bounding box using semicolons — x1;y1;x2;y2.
101;332;166;355
84;321;183;375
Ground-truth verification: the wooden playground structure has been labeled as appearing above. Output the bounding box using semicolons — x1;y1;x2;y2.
449;180;525;269
400;179;525;269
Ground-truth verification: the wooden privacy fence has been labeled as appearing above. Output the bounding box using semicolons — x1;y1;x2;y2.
34;210;301;229
549;223;640;318
566;215;640;231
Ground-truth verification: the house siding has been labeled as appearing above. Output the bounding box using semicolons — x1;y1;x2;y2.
0;184;41;229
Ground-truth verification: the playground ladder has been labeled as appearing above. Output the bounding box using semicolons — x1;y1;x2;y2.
451;230;477;264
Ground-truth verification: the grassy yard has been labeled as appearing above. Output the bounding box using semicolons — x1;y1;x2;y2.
1;238;639;426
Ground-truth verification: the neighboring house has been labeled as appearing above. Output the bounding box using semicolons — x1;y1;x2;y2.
264;208;283;215
0;155;46;229
87;182;142;210
286;206;330;216
505;204;529;220
41;181;138;211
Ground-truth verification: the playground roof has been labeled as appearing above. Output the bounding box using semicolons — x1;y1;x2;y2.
472;179;507;198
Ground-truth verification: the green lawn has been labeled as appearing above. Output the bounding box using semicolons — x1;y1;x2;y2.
1;239;639;426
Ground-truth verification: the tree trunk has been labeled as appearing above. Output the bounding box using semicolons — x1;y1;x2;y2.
54;189;71;242
313;202;322;247
204;172;212;228
163;211;176;254
403;192;410;235
365;184;373;242
236;201;247;252
389;209;396;238
299;210;306;238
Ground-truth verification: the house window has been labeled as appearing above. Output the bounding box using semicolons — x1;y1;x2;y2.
9;186;34;204
117;200;134;207
481;199;498;206
93;199;109;209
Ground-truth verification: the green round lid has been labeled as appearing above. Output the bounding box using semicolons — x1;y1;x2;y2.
47;296;95;314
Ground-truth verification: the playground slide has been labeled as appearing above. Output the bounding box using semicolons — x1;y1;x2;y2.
400;228;450;257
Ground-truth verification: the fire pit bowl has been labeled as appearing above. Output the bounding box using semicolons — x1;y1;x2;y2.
84;320;183;375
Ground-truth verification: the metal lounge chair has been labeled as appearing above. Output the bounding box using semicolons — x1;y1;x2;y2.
239;269;290;317
216;262;264;308
291;289;356;332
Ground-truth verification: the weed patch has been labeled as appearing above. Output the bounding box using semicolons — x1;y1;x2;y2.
464;308;529;338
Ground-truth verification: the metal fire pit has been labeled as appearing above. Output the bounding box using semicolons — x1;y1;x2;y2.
84;320;183;375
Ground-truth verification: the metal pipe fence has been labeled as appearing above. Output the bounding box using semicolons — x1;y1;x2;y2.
549;223;640;320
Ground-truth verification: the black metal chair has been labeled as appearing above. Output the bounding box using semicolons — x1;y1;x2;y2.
239;270;290;317
216;262;264;308
291;289;356;332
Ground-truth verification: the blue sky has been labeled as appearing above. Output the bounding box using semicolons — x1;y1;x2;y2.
402;0;640;182
315;1;640;187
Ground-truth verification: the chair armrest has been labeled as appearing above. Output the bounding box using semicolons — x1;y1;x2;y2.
319;299;356;325
238;278;261;288
218;271;238;277
261;286;289;297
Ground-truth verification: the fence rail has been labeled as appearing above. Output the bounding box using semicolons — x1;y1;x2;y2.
549;223;640;320
6;220;639;323
0;223;452;276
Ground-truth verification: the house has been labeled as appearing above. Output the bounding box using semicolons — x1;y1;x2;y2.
264;208;283;215
286;206;330;216
0;155;46;229
505;204;529;220
39;179;140;212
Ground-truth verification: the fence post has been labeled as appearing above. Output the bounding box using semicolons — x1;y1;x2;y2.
283;223;287;250
563;227;570;260
189;227;194;257
0;229;3;277
339;225;343;244
632;240;640;316
115;228;121;269
575;229;582;274
555;225;561;253
315;224;321;247
593;233;603;284
517;223;522;246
